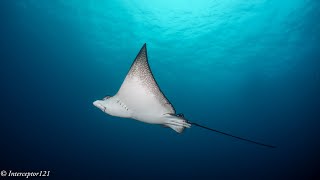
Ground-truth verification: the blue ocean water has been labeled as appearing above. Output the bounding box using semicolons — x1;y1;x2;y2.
1;0;319;179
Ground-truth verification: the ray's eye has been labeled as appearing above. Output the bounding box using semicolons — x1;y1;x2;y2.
103;96;111;100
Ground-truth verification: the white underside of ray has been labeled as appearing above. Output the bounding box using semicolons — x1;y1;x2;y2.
94;44;191;133
114;44;175;123
116;77;170;123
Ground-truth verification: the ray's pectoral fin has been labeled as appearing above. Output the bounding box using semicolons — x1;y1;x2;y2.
115;43;176;116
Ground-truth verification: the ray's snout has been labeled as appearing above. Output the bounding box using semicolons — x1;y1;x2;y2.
93;100;104;111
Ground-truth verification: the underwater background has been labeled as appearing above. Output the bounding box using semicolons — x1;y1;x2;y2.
1;0;319;179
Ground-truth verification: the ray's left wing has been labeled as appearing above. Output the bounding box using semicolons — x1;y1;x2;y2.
115;44;175;115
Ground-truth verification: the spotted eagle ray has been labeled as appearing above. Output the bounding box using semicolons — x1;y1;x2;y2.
93;43;275;148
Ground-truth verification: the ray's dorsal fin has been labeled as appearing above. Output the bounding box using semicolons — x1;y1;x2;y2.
115;43;175;115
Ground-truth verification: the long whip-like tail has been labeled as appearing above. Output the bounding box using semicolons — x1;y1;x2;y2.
187;121;276;148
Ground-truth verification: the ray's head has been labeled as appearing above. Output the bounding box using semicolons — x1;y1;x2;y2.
93;96;111;113
93;95;131;118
